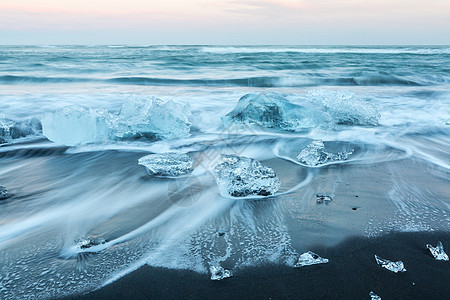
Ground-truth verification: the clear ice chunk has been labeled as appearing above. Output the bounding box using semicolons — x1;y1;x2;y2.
426;241;449;261
0;115;41;144
138;153;193;177
213;154;280;197
369;291;381;300
0;186;8;200
76;237;106;250
222;92;326;131
316;195;332;205
297;139;353;166
209;262;233;280
294;251;329;267
114;97;191;140
41;98;191;146
308;89;380;126
42;106;111;146
374;255;406;273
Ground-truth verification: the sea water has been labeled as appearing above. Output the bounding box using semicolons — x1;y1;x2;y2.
0;45;449;298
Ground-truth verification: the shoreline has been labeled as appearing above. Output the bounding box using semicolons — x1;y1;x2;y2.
70;231;450;299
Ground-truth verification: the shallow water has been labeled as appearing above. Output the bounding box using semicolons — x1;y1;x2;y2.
0;45;449;299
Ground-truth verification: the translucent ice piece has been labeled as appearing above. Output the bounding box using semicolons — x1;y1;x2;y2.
374;255;406;273
209;263;233;280
114;97;191;140
0;186;8;200
297;139;353;166
294;251;329;267
213;154;280;197
0;115;41;144
76;237;106;250
369;291;381;300
308;89;380;126
222;92;326;131
426;241;449;261
138;153;193;177
316;195;332;205
41;98;191;146
42;106;110;146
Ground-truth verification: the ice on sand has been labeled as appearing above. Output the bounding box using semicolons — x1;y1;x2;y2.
374;255;406;273
209;262;233;280
41;98;191;146
294;251;329;267
297;139;353;166
213;154;280;197
0;116;41;144
426;241;449;261
138;153;193;177
222;92;325;131
42;106;110;146
113;97;191;140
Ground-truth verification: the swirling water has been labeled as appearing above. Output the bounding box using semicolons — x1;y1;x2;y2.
0;45;449;298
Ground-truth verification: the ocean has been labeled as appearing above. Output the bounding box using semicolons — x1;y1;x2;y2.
0;45;449;298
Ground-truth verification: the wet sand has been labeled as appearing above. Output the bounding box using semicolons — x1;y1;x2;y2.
72;231;450;299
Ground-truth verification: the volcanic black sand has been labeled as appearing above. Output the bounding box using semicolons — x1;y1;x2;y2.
69;231;450;299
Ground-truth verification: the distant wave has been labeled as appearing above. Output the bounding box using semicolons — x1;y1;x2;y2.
0;75;90;84
0;75;423;87
200;47;450;55
106;76;423;87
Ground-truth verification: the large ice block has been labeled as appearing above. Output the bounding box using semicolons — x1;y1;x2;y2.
41;98;192;146
222;92;325;131
42;106;110;146
308;89;380;126
114;97;191;140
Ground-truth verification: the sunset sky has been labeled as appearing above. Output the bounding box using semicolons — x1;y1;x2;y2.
0;0;449;45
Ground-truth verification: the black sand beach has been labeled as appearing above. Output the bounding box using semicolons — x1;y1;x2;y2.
73;231;450;299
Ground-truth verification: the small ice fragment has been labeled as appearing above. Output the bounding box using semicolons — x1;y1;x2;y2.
209;263;232;280
316;195;332;205
0;186;8;200
213;154;280;197
297;139;353;166
369;291;381;300
297;140;328;166
138;152;193;177
426;241;449;261
76;237;106;250
294;251;329;267
374;255;406;273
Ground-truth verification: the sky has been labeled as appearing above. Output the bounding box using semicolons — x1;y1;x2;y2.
0;0;449;45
